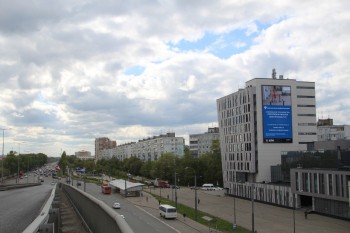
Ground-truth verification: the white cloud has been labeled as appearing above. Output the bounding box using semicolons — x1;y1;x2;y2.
0;0;349;156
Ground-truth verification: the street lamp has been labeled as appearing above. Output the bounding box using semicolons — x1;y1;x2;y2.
185;167;198;221
293;195;296;233
1;128;8;183
16;142;25;184
251;183;255;233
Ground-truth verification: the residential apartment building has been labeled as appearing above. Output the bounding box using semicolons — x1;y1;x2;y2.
75;150;93;160
95;137;117;160
216;70;317;205
189;127;220;158
102;133;185;161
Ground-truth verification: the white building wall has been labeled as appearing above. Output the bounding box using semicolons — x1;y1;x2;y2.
218;77;317;188
114;134;184;161
318;125;350;141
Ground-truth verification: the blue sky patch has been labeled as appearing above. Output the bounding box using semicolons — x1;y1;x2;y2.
124;65;145;76
168;21;272;59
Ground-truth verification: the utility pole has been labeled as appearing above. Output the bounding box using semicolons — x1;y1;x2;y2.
175;171;177;208
252;183;255;233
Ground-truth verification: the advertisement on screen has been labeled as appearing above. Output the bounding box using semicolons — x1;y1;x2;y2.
262;85;293;143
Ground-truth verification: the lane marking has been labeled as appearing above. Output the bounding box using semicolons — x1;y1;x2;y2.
135;205;181;233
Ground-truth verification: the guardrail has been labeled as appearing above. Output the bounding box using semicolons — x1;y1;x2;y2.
23;184;57;233
62;183;134;233
0;183;41;191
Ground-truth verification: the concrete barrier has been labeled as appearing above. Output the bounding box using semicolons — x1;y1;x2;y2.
23;184;56;233
62;183;134;233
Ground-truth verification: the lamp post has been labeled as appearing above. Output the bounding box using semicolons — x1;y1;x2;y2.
251;183;255;233
233;192;237;230
16;142;25;184
1;129;7;183
293;195;296;233
185;167;198;221
125;175;127;198
175;171;178;208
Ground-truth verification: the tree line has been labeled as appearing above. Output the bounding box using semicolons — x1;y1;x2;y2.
59;140;223;187
0;151;48;177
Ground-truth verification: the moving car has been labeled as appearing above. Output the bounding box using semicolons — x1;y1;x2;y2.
112;202;121;209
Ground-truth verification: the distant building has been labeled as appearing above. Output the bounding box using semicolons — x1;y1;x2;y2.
75;150;93;160
95;137;117;160
189;127;220;158
317;118;350;141
102;132;185;161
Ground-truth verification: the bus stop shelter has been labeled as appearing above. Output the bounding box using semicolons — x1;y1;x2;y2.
109;179;145;197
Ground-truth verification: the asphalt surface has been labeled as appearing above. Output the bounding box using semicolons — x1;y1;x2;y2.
157;187;350;233
81;180;200;233
0;184;52;233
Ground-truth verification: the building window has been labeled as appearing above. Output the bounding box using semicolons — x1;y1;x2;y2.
328;174;333;196
297;95;315;98
335;174;339;196
298;114;316;117
314;173;318;193
296;86;315;89
319;174;325;194
297;104;316;107
296;172;299;191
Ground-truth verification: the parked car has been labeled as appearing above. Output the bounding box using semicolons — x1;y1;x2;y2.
112;202;121;209
171;185;180;189
190;186;199;190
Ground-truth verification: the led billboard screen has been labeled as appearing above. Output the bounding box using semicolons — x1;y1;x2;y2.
262;85;292;143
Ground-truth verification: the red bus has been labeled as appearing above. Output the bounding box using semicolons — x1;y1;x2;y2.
101;184;112;194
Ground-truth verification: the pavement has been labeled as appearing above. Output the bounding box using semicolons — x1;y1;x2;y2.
127;187;350;233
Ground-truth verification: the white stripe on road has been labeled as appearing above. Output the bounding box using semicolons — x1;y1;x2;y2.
135;205;181;233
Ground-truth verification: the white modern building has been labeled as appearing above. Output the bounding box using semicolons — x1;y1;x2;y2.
189;127;220;158
102;133;185;161
216;70;317;205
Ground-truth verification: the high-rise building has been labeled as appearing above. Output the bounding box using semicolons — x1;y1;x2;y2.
95;137;117;160
189;127;220;158
217;70;317;197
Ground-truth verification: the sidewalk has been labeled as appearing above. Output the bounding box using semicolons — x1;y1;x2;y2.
127;192;211;233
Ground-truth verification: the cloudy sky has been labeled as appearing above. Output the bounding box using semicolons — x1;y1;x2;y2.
1;0;349;157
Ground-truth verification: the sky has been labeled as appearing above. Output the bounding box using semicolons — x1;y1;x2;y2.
1;0;349;157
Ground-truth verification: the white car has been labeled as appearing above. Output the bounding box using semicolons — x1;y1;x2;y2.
112;202;121;209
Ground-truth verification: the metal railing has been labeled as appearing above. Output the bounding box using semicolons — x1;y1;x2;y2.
23;184;57;233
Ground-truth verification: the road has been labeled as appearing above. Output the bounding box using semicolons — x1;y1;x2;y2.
0;182;53;233
158;187;350;233
78;180;197;233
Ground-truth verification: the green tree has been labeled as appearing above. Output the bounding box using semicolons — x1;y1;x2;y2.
58;151;68;175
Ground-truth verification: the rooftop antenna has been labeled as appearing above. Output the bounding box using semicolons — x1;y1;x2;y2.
272;68;277;79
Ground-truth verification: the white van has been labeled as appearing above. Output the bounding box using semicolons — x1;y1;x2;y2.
201;183;214;190
159;204;177;219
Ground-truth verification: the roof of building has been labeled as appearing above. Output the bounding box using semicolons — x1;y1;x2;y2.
109;179;145;191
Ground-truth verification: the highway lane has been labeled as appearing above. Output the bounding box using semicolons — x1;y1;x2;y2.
80;181;182;233
0;183;53;233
